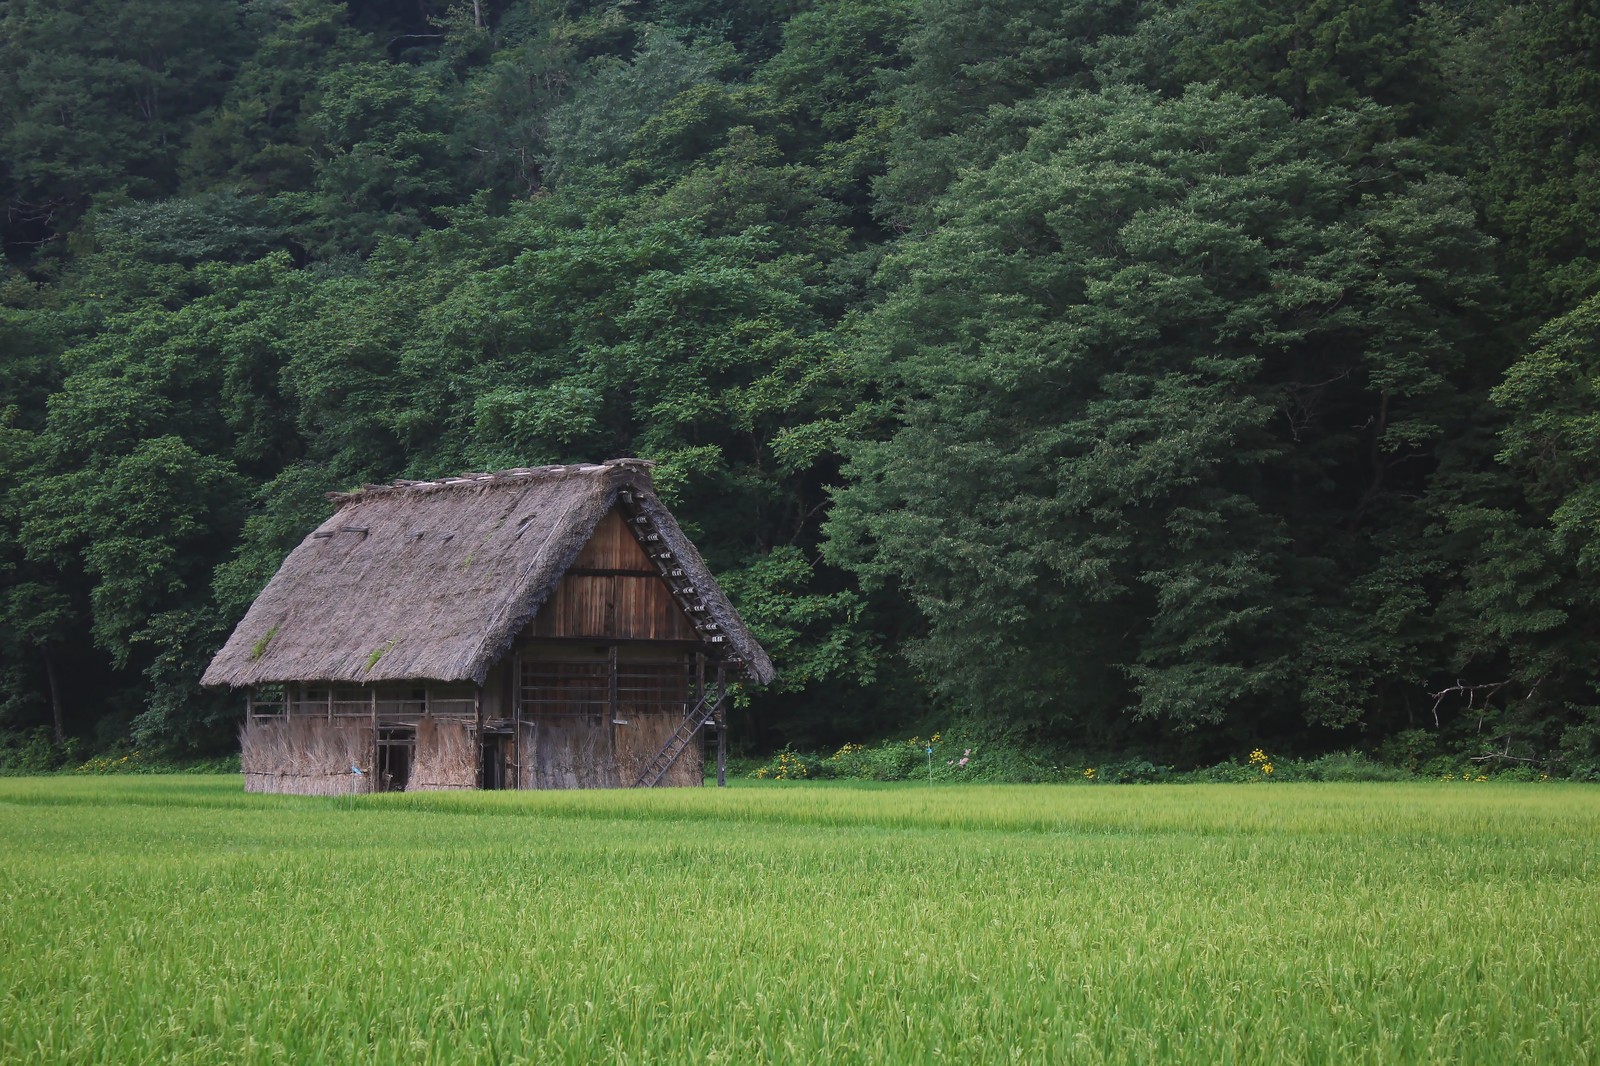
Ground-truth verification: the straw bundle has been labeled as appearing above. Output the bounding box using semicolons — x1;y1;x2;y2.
409;717;477;790
241;718;372;796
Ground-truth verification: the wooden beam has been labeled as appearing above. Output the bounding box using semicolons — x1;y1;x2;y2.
566;567;659;577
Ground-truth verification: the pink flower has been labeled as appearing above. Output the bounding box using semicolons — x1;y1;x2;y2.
958;757;969;766
964;749;972;757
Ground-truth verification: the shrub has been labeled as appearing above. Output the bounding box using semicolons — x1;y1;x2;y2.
0;728;80;775
747;748;818;780
1291;751;1413;782
1095;759;1171;784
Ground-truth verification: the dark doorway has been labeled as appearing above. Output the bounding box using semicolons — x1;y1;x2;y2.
377;726;414;791
481;733;511;789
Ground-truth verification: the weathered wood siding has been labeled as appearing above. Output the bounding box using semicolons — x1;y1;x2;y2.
519;715;617;789
515;714;702;788
528;509;700;641
514;642;699;787
481;660;509;719
614;712;703;787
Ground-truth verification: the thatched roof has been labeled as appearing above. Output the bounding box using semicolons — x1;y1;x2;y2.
203;459;775;688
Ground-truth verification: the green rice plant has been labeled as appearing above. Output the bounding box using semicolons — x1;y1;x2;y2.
0;777;1596;1064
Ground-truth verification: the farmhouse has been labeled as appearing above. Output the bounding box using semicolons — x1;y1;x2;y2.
202;459;774;794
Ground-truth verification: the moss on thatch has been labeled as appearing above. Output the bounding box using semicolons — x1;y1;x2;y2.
250;627;277;660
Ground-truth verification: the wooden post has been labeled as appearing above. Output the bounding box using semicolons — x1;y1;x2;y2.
369;687;378;787
716;663;727;788
607;644;620;786
474;685;484;790
326;687;333;722
511;651;523;790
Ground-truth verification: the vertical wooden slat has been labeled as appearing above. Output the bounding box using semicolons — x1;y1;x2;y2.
607;645;619;722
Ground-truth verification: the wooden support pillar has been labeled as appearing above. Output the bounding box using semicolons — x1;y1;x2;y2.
369;687;378;783
716;663;727;788
511;651;523;790
607;644;620;786
474;686;484;790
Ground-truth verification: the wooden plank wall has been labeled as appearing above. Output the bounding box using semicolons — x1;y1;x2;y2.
515;643;698;787
527;509;700;641
518;717;617;789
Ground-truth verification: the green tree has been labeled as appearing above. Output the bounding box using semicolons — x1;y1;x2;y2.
754;0;911;226
828;87;1497;746
0;0;247;253
875;0;1137;224
182;0;379;196
1478;0;1600;316
301;62;467;255
1153;0;1437;119
541;27;737;186
1446;294;1600;774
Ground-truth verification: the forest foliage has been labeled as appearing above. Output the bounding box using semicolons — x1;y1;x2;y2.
2;0;1599;774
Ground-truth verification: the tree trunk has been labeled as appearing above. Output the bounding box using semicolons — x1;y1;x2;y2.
42;645;64;745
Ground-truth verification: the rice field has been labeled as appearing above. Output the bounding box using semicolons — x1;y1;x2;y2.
1;777;1597;1064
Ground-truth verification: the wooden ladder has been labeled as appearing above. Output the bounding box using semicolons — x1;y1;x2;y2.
635;683;724;788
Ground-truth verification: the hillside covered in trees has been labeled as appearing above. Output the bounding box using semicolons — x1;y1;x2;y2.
2;0;1598;774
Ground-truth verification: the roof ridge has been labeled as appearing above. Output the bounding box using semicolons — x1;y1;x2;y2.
326;459;656;506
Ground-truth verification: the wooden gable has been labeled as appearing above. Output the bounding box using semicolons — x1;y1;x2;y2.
526;509;701;641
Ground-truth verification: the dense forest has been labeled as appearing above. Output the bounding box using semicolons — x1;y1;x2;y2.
2;0;1598;774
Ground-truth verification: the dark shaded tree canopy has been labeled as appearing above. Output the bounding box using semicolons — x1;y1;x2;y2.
2;0;1598;775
